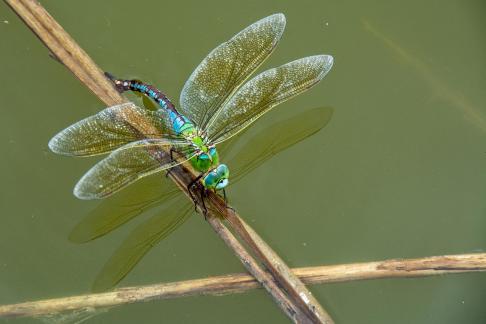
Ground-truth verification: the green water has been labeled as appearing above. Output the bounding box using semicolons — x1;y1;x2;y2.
1;0;485;323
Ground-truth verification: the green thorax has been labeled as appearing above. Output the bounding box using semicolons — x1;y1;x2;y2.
186;134;220;173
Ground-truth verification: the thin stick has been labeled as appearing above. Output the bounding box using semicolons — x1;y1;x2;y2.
205;216;310;322
4;0;324;322
5;0;124;106
226;210;334;323
1;253;484;318
160;164;311;322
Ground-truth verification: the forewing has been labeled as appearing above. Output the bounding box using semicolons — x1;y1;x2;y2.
48;103;176;156
73;139;194;200
179;14;286;129
207;55;334;143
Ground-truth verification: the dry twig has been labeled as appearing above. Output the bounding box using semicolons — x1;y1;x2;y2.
4;0;331;322
0;253;484;318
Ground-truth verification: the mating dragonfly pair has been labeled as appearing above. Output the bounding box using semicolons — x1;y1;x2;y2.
49;13;333;206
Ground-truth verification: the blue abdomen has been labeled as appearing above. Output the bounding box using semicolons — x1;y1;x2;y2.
126;80;195;135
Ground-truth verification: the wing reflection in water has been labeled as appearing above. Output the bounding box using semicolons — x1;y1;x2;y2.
70;107;334;291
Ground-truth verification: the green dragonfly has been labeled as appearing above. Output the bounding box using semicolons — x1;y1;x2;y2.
69;107;333;291
48;13;333;201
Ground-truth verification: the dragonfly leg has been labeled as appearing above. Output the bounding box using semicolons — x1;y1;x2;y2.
221;188;235;212
187;174;204;209
200;189;208;219
222;188;228;204
166;149;182;178
169;147;176;161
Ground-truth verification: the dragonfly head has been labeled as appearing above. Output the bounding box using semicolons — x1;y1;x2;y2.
203;164;229;191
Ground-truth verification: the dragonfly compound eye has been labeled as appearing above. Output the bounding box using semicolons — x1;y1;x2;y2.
203;164;229;190
216;164;229;179
216;178;229;190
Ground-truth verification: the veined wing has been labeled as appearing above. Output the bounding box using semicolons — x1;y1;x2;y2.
207;55;334;143
179;13;286;130
48;102;177;156
92;195;193;292
87;107;333;291
74;138;194;200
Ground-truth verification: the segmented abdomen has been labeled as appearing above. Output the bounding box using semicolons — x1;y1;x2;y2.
116;79;195;135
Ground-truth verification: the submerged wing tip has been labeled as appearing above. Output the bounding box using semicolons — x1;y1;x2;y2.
47;136;58;153
266;13;286;32
48;128;80;156
314;54;334;66
73;180;101;200
47;134;66;155
73;187;94;200
312;54;334;79
270;12;286;23
324;54;334;67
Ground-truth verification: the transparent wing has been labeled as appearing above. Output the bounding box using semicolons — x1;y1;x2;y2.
179;13;286;129
69;175;180;243
74;139;194;200
48;102;177;156
227;107;333;183
207;55;334;143
82;108;332;290
92;195;193;292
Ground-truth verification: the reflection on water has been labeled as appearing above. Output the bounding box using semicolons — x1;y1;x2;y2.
362;19;486;132
92;194;193;292
69;177;179;244
71;107;333;291
2;1;485;323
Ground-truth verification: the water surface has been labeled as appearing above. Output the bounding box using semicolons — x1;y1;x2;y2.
0;0;485;323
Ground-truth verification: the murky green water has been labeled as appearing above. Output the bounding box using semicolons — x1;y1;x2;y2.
1;0;485;323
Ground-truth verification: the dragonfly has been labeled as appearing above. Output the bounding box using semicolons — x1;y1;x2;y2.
48;13;333;204
69;106;334;291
